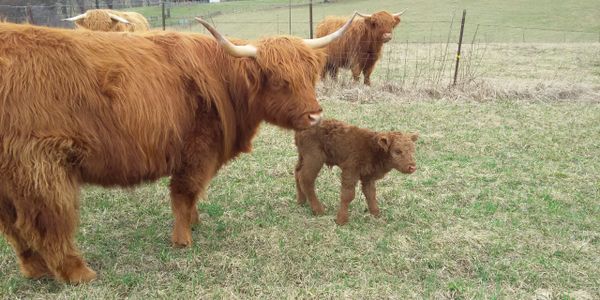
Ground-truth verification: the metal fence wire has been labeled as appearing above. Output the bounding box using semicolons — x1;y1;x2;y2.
1;1;598;42
1;1;598;87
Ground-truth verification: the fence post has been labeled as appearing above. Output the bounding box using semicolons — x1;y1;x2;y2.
453;9;466;86
95;0;99;9
309;0;313;38
288;0;292;35
161;2;166;31
26;5;34;25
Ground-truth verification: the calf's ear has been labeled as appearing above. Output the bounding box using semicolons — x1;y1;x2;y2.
377;134;391;151
411;133;419;142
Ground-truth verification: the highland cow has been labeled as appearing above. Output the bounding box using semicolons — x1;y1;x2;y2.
316;10;405;85
63;9;150;32
0;15;356;283
294;119;418;225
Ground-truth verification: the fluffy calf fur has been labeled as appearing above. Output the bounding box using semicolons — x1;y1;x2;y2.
316;11;401;85
294;119;418;225
73;9;150;32
0;22;325;283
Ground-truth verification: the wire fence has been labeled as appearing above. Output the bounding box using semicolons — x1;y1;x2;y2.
1;1;598;89
1;1;598;43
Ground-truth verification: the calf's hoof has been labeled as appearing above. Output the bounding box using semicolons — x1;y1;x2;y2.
335;215;349;226
311;204;325;216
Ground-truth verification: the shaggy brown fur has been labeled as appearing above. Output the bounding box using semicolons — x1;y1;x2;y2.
316;11;401;85
294;119;418;225
72;9;150;32
0;22;326;283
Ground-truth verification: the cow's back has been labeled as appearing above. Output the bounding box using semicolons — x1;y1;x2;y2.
0;23;196;186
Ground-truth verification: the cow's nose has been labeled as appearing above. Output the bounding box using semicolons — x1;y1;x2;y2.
308;113;322;125
407;166;416;173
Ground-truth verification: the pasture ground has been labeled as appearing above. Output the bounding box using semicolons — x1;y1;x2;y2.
1;0;599;298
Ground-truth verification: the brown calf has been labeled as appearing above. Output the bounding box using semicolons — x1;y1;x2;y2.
294;119;418;225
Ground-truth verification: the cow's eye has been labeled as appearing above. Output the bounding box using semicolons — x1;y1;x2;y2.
394;150;402;155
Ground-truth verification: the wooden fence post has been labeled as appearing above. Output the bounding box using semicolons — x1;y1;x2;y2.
26;5;34;25
453;9;466;86
309;0;313;38
161;2;166;30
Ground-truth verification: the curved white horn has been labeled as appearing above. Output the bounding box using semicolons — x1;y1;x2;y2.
62;13;87;22
356;12;372;18
108;13;130;24
302;12;358;49
393;10;407;17
195;17;257;58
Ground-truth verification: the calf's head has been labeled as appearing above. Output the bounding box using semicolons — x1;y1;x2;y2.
196;14;357;130
358;10;405;43
376;131;418;174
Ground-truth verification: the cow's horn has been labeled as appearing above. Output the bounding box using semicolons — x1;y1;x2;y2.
302;12;357;49
108;13;130;24
356;12;372;18
393;10;407;17
62;13;87;22
195;17;257;58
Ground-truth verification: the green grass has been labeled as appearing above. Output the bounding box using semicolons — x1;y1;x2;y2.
129;0;600;42
1;0;600;298
1;90;599;299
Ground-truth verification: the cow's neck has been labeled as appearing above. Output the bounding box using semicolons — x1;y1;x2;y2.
222;61;264;161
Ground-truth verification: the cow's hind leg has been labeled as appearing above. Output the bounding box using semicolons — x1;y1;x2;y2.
0;192;51;279
4;167;95;283
170;151;219;248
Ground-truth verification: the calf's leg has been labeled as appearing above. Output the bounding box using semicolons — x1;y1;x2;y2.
361;180;380;217
296;153;326;215
335;172;359;225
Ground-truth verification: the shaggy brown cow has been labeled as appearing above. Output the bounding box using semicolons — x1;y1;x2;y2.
316;10;405;85
0;15;356;283
63;9;150;32
294;119;418;225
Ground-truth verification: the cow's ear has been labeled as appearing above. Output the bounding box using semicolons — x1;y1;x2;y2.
365;17;376;28
377;133;391;151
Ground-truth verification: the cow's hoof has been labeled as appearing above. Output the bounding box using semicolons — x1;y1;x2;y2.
60;265;97;284
172;223;193;248
19;254;52;279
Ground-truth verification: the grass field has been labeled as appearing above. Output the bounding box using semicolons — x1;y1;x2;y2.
131;0;600;42
1;0;600;299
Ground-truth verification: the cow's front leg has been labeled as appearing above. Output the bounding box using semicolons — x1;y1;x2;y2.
170;156;218;247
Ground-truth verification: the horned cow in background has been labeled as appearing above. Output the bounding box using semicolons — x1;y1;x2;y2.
316;10;405;85
63;9;150;32
0;14;356;283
